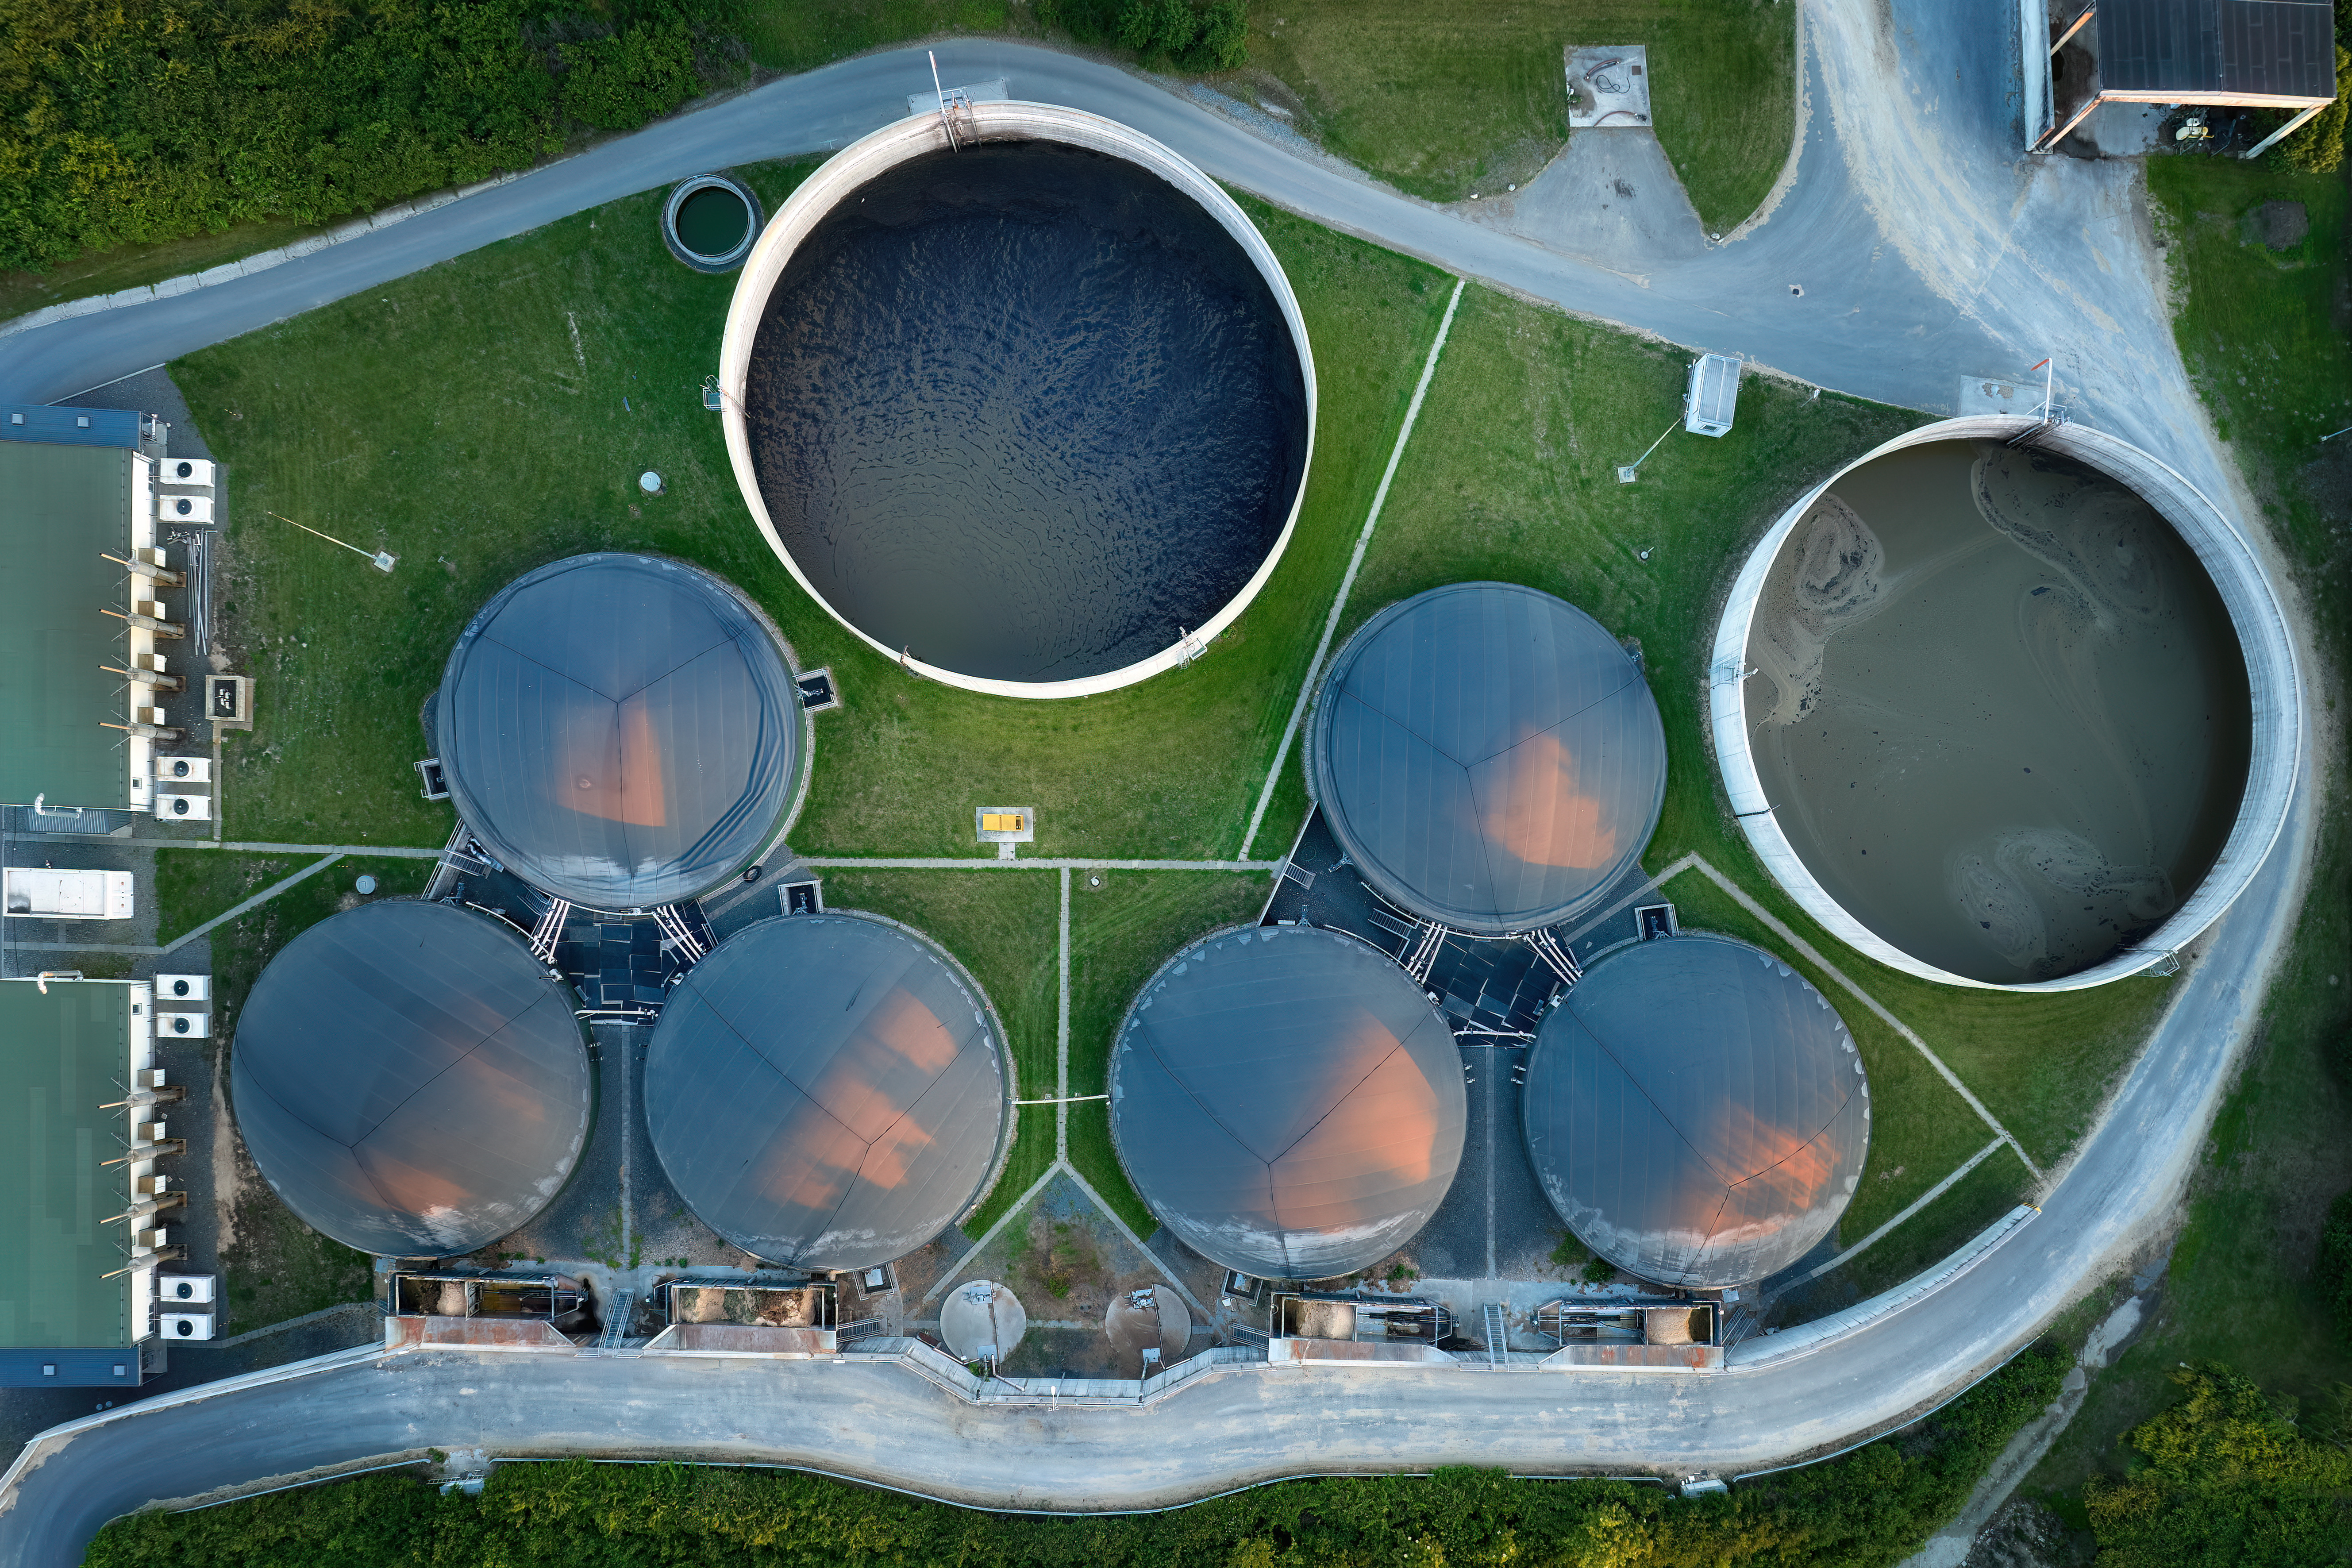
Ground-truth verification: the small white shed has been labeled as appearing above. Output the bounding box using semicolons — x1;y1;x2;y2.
1684;354;1741;437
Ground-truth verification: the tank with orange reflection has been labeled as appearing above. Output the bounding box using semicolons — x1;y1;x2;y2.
1521;932;1869;1289
1108;925;1467;1282
1311;582;1665;936
643;912;1011;1273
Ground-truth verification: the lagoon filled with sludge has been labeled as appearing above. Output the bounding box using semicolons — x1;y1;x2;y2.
743;140;1309;684
1744;440;2252;984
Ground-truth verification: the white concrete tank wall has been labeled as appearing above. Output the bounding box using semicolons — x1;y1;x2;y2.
719;102;1317;700
1708;416;2301;992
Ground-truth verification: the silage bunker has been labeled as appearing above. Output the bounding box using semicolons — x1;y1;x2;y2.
1711;419;2299;991
718;104;1315;698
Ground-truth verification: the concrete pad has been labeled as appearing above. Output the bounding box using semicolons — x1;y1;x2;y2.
1566;46;1651;130
1471;130;1707;274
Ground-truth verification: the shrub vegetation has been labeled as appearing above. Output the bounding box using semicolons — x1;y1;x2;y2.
84;1344;2069;1565
0;0;735;274
2085;1363;2352;1566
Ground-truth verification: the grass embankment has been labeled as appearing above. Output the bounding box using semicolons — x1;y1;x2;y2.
2021;154;2352;1542
1237;0;1796;227
1339;281;2176;1266
86;1343;2072;1567
155;851;431;1332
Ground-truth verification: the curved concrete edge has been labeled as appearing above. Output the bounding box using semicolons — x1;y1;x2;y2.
1706;415;2303;993
716;100;1319;700
0;173;529;347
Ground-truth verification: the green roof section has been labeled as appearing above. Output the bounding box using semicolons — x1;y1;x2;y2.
0;982;134;1350
0;443;132;809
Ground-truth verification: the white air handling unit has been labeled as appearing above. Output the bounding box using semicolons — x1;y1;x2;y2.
1685;353;1741;437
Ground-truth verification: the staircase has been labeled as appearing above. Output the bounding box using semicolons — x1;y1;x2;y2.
1482;1302;1509;1369
599;1290;636;1350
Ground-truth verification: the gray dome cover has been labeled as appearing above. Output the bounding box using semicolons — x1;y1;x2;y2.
437;552;801;910
645;915;1009;1271
1312;582;1666;935
231;900;593;1257
1110;926;1466;1280
1523;933;1869;1288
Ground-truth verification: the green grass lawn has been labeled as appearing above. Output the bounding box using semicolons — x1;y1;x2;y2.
2024;152;2352;1530
174;174;1451;862
1237;0;1797;227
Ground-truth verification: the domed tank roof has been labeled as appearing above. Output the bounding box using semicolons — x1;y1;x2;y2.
644;914;1009;1272
1109;925;1466;1281
230;900;593;1257
1311;582;1666;936
1522;933;1869;1288
939;1279;1027;1362
436;552;801;910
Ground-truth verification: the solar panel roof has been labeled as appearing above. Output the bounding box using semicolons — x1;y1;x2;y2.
1311;583;1666;936
644;914;1009;1271
1522;933;1868;1288
1110;925;1466;1281
231;901;594;1257
437;553;802;911
2098;0;2337;102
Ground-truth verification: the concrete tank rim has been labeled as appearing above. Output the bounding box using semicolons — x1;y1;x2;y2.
717;101;1318;700
1706;415;2302;993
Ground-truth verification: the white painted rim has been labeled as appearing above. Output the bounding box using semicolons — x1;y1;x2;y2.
1707;416;2302;992
662;175;757;267
719;102;1317;700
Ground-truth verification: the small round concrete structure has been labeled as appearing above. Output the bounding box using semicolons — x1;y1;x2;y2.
1522;933;1868;1290
1709;417;2298;990
231;901;593;1257
940;1280;1027;1362
718;103;1315;698
435;553;803;912
1109;925;1466;1282
644;913;1011;1273
662;173;761;273
1105;1284;1190;1375
1311;582;1667;935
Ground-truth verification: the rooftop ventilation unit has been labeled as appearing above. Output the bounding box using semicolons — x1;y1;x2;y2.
156;974;209;1002
160;1312;215;1340
154;793;212;822
158;1274;217;1305
158;494;214;523
154;755;211;783
159;458;216;489
157;1011;210;1039
1684;354;1740;437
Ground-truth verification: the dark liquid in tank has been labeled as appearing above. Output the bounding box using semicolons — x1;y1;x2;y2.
677;186;750;255
1744;441;2252;984
744;141;1310;683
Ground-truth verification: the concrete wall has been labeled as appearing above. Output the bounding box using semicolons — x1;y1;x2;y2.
1706;416;2302;993
716;102;1319;700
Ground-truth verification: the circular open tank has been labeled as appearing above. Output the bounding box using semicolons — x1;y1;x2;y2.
644;913;1010;1272
436;553;804;912
231;901;593;1257
662;175;760;272
720;104;1315;697
1710;419;2296;990
1109;925;1465;1281
1522;932;1868;1289
1310;582;1667;935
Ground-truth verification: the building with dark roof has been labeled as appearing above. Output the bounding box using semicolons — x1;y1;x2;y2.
231;901;595;1258
644;914;1009;1272
2032;0;2340;154
1522;933;1869;1289
1109;925;1466;1281
436;553;803;912
1309;582;1667;936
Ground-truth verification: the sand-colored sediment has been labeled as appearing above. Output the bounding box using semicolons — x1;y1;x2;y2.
1747;441;2251;984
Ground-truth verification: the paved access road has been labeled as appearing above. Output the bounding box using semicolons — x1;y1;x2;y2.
0;0;2320;1558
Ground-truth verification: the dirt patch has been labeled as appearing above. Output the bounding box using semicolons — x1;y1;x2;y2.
1963;1497;2093;1568
2250;199;2310;252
